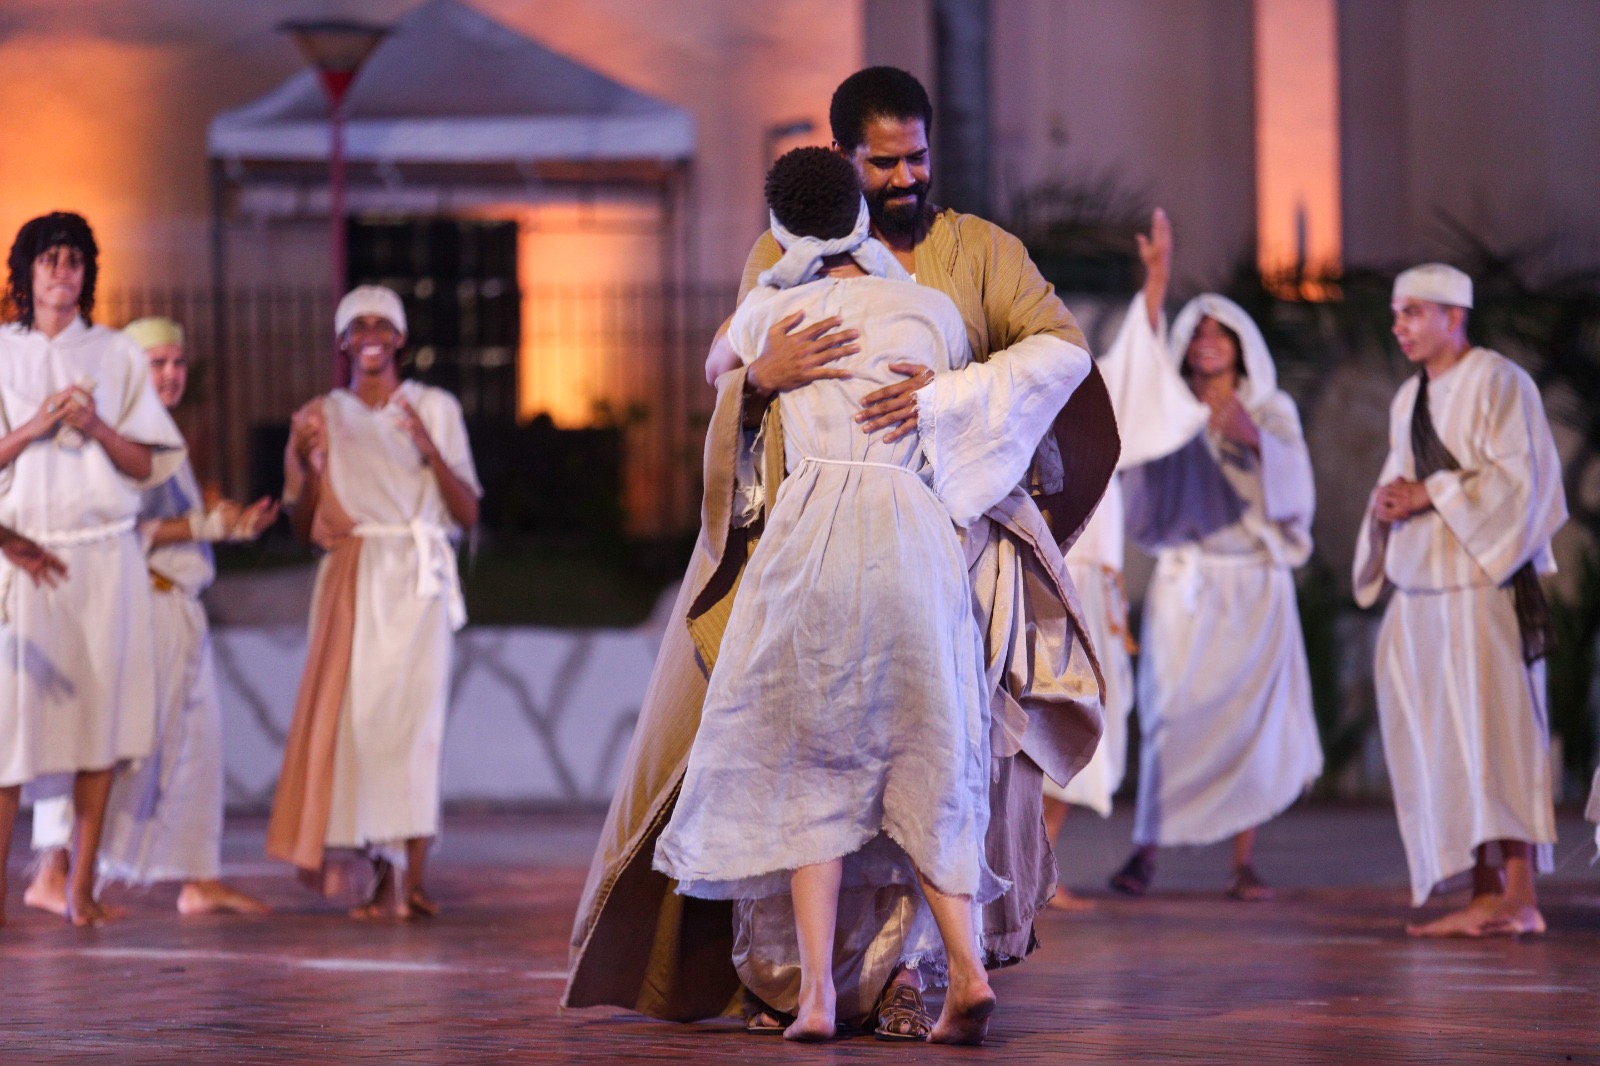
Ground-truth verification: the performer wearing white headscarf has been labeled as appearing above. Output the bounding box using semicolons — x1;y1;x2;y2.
1354;263;1564;937
26;318;277;917
267;285;481;920
1042;209;1208;910
0;212;186;927
1107;289;1323;901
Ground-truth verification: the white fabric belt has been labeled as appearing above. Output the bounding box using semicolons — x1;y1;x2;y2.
1160;545;1274;614
352;520;467;631
0;517;138;625
17;517;138;547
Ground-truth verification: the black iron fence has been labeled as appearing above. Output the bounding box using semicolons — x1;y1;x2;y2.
97;282;740;537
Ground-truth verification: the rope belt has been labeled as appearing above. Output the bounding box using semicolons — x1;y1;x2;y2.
0;517;138;624
799;456;927;479
19;517;137;547
351;520;467;631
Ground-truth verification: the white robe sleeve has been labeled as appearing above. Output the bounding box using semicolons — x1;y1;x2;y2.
1423;365;1567;584
1098;295;1209;469
109;338;186;489
1352;448;1403;608
916;333;1090;527
418;388;482;499
1254;391;1316;528
1231;391;1315;568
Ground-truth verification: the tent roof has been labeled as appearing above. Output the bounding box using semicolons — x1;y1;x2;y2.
208;0;694;171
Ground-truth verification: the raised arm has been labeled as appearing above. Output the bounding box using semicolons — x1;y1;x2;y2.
1136;208;1172;331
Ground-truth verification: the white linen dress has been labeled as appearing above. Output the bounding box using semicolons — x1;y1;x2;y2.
655;275;1003;912
1353;347;1564;904
0;318;184;788
300;381;481;856
1122;295;1323;847
33;461;229;883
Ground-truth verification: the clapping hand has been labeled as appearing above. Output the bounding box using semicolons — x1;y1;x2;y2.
1206;392;1260;450
289;401;327;474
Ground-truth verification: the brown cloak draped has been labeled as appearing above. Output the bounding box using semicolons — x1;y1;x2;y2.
563;208;1119;1020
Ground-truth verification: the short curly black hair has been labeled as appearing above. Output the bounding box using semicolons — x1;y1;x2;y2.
829;66;933;152
6;212;99;328
765;147;862;240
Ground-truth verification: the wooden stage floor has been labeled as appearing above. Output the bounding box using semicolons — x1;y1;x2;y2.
2;805;1597;1064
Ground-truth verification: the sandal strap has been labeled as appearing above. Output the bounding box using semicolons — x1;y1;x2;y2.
876;985;932;1037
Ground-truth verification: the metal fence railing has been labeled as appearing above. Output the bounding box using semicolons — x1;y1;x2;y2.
96;283;741;536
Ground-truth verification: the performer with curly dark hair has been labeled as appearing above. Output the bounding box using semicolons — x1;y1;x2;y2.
6;212;100;328
0;212;185;927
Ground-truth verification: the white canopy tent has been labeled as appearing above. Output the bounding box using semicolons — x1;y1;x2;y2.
208;0;694;196
202;0;701;530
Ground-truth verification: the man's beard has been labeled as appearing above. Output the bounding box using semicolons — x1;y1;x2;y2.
868;181;931;240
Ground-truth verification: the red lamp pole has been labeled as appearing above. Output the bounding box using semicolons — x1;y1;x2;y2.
278;20;389;386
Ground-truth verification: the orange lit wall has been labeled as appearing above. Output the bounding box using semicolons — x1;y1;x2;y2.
470;201;666;428
1254;0;1342;288
0;31;223;292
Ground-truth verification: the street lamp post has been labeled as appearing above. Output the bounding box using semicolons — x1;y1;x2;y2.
277;18;390;385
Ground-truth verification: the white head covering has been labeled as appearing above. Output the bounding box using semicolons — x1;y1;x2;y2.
758;197;911;289
335;285;407;336
124;316;184;351
1392;263;1473;309
1168;293;1278;411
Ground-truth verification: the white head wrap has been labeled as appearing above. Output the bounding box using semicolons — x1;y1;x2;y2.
124;316;184;351
1392;263;1473;309
1168;293;1278;411
758;197;911;289
335;284;408;336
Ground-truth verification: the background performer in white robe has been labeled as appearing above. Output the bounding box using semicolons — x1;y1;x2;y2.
0;212;185;926
26;317;277;917
1108;290;1323;901
268;285;481;920
1353;263;1564;937
1043;209;1208;910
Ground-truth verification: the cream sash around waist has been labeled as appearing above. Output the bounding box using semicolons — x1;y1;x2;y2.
351;519;467;631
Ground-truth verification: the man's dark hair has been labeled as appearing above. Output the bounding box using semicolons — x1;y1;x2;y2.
6;212;99;327
829;66;934;152
765;147;862;240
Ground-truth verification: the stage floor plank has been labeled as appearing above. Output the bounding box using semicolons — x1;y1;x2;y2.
3;806;1597;1064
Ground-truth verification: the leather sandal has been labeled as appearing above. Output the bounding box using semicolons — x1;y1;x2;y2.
874;984;932;1042
1225;864;1274;902
1109;851;1154;897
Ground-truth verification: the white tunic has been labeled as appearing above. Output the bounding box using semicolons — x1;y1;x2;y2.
1122;295;1323;846
1352;347;1564;904
300;382;480;852
655;276;1002;906
32;462;228;883
99;462;225;882
0;318;184;787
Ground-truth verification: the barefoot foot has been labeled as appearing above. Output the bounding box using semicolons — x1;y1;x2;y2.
1405;894;1502;938
178;880;271;916
1047;887;1097;912
783;986;837;1042
24;861;69;917
65;896;124;928
1480;901;1546;937
928;978;996;1045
